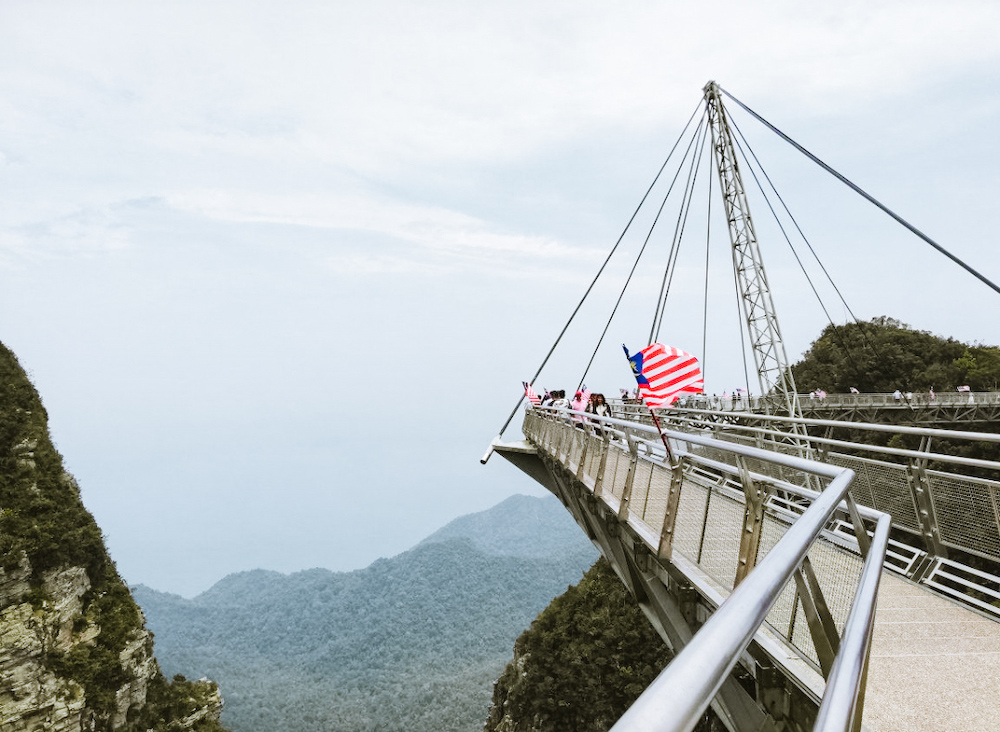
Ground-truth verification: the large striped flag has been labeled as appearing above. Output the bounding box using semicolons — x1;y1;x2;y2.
523;381;542;406
623;343;704;409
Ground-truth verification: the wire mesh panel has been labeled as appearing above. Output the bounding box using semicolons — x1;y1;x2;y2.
697;492;745;591
566;428;582;469
560;427;574;463
827;452;920;531
673;481;711;561
629;459;653;517
708;434;747;469
807;540;865;632
640;462;673;532
610;447;632;499
759;516;806;656
927;470;1000;562
584;434;603;480
603;446;627;500
786;541;865;668
759;440;813;488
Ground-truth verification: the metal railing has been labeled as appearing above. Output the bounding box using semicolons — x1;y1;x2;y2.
613;391;1000;414
522;406;891;732
653;408;1000;575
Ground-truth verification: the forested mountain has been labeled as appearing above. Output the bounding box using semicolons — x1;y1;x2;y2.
485;559;721;732
791;316;1000;393
134;495;599;732
0;341;226;732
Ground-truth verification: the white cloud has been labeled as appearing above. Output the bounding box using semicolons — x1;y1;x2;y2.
0;204;132;262
4;0;999;179
164;188;595;275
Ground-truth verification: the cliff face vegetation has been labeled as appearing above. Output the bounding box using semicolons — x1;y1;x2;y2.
485;558;720;732
0;341;227;732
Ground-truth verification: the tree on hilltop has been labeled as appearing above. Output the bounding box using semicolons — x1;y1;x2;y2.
791;316;1000;393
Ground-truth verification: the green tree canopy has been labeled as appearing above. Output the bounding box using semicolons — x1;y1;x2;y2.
790;316;1000;393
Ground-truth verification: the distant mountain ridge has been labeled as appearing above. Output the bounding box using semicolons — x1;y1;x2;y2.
418;493;589;557
134;493;599;732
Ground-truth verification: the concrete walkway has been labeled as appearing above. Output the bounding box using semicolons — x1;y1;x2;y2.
863;572;1000;732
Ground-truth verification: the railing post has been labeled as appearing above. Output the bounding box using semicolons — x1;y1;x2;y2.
619;433;640;521
845;493;872;558
907;435;948;559
576;429;591;481
553;418;569;462
735;456;772;587
657;460;685;562
793;556;841;679
593;430;611;498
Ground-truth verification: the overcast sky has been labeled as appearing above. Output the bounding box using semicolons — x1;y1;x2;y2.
2;1;998;597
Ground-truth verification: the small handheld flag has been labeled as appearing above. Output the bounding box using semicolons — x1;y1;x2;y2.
523;382;542;406
623;342;704;409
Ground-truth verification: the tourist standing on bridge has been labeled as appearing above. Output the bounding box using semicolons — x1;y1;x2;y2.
550;390;569;410
586;393;611;436
570;390;590;427
588;393;611;418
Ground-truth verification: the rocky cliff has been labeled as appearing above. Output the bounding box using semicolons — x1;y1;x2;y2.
0;341;226;732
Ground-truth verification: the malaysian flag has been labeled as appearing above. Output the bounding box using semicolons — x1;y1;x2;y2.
957;385;971;392
623;343;704;409
523;381;542;406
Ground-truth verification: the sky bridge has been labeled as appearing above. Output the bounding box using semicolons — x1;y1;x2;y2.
673;391;1000;426
490;406;1000;732
484;81;1000;732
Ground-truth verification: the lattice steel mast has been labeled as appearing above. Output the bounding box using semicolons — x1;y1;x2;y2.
704;81;803;419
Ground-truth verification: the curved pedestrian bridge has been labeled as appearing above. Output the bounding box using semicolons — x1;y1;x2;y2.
673;390;1000;425
489;405;1000;732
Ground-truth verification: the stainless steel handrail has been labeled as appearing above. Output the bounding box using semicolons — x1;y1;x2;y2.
814;513;891;731
662;411;1000;471
661;406;1000;444
525;406;890;732
616;391;1000;412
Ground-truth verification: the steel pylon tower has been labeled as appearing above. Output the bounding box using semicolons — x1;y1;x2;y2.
704;81;803;420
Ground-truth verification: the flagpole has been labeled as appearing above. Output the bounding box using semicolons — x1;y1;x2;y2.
624;343;683;465
646;407;675;464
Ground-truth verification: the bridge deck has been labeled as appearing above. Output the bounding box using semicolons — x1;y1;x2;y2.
865;573;1000;732
667;462;1000;732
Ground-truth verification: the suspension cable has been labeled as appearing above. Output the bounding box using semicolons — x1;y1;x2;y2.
727;109;888;371
653;116;712;342
647;106;709;342
720;86;1000;297
491;100;705;439
728;124;869;383
729;114;857;323
577;112;708;391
